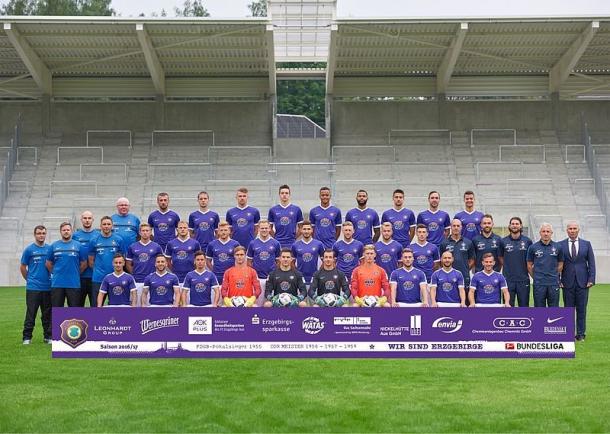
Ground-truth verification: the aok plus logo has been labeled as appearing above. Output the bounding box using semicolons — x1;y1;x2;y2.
188;317;212;335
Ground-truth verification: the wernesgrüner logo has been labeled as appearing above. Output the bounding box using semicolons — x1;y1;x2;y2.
140;317;180;335
60;318;89;348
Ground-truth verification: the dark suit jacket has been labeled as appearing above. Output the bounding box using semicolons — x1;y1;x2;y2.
560;238;596;288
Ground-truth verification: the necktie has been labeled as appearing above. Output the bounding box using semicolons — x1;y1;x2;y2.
571;240;576;258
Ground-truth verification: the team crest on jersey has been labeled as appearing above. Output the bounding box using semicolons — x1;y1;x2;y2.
236;218;247;227
394;221;404;230
259;251;271;260
156;285;168;295
60;319;88;348
280;281;290;291
158;223;169;232
279;216;291;226
442;282;453;291
428;222;439;231
138;252;149;262
357;220;367;230
403;281;415;290
325;281;336;290
483;284;495;294
195;282;206;292
302;252;314;262
381;253;391;263
112;285;124;296
177;251;188;260
320;218;331;227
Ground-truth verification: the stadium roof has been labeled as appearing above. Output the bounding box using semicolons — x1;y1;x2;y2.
0;14;609;100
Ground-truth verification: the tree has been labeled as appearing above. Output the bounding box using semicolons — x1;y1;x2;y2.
1;0;114;15
174;0;209;17
248;0;266;17
278;79;326;128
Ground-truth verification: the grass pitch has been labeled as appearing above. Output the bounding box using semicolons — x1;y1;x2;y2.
1;285;609;433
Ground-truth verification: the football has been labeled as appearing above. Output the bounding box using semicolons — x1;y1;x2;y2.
362;295;379;307
277;292;294;307
231;296;247;307
321;292;339;307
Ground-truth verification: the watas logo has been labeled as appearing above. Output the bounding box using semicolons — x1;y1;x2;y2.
60;318;89;348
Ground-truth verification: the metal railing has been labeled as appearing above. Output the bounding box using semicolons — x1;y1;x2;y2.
276;114;326;139
49;180;98;197
331;145;396;162
475;161;524;180
207;146;272;164
582;113;610;232
564;144;586;164
151;130;215;147
499;144;546;163
17;146;38;165
470;128;517;147
57;146;104;165
79;163;128;182
388;129;452;146
86;130;132;148
0;113;21;215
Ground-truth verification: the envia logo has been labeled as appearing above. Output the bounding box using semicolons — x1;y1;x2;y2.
431;316;463;333
60;318;89;348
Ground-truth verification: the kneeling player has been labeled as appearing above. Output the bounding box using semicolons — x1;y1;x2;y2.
469;253;510;307
221;246;261;307
350;245;391;307
429;251;466;307
141;255;181;307
264;249;307;307
309;249;350;307
181;251;219;307
97;253;137;307
389;248;428;307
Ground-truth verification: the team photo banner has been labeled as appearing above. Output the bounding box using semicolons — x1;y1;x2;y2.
52;307;575;358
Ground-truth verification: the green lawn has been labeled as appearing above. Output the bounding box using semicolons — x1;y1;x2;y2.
1;285;609;433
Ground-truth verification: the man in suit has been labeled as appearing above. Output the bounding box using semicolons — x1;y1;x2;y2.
560;221;596;341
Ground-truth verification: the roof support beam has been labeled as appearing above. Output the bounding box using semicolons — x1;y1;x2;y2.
325;24;338;94
436;22;468;94
136;23;165;96
266;24;276;96
3;22;52;95
549;21;599;93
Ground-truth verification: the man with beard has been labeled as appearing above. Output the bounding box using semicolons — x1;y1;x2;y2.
264;249;307;307
501;217;532;306
374;222;402;279
141;255;181;307
389;248;428;307
291;221;324;290
309;250;350;307
147;192;180;252
73;210;99;306
416;191;451;247
332;221;364;281
88;216;126;306
226;187;260;248
472;214;503;272
381;189;416;248
309;186;342;249
345;190;380;245
439;219;474;304
469;253;510;307
188;191;219;253
430;251;466;307
454;191;485;241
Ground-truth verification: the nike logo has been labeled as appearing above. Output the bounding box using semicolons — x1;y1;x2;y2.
547;317;563;324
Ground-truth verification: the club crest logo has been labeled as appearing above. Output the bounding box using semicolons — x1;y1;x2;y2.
138;252;149;262
393;221;404;230
279;216;291;226
324;280;336;290
280;281;291;291
60;318;88;348
403;281;415;290
320;218;331;227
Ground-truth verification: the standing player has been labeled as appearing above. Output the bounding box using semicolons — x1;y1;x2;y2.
165;221;201;284
206;221;240;285
501;217;532;307
46;222;88;307
268;184;304;248
439;219;475;303
72;210;99;307
291;221;324;290
381;189;415;248
472;214;503;272
309;250;350;307
333;221;364;280
409;224;440;283
374;222;402;279
469;253;510;307
454;191;485;241
111;197;140;247
188;191;219;254
126;223;164;306
264;249;308;307
246;219;281;306
389;248;428;307
226;187;261;248
527;223;564;307
345;190;380;245
89;216;126;306
97;254;137;307
416;191;451;247
309;186;342;249
429;251;466;307
181;251;220;307
350;245;391;307
141;255;181;307
221;246;261;307
148;192;180;252
20;225;52;344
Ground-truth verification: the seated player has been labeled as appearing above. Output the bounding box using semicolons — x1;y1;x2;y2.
97;253;137;307
141;255;181;307
221;246;261;307
181;251;220;307
309;249;350;307
469;253;510;307
389;248;429;307
264;249;308;307
429;251;466;307
350;245;391;307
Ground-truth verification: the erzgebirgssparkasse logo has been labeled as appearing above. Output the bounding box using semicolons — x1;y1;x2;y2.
432;316;462;333
60;318;89;348
302;316;325;334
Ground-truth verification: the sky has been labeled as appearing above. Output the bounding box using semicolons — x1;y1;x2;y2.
112;0;610;18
